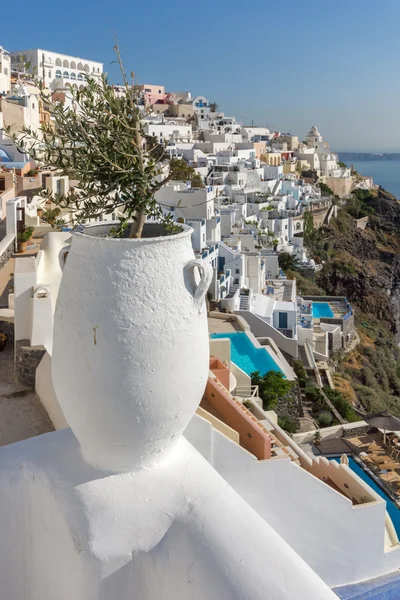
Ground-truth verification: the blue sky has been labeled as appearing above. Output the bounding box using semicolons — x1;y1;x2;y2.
3;0;400;151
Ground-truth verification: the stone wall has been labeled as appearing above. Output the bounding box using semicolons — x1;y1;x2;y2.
343;425;369;438
328;328;342;352
342;314;355;343
276;388;302;424
15;339;46;389
325;176;353;198
0;236;14;272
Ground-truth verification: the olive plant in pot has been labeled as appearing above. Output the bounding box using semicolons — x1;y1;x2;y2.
17;229;31;252
7;40;212;472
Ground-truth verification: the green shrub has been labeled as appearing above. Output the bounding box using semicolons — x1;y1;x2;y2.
305;385;319;402
293;360;308;381
278;416;297;434
251;370;294;410
318;411;333;427
323;386;359;421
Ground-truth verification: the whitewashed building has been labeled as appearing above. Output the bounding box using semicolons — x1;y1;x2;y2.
0;46;11;95
10;49;103;91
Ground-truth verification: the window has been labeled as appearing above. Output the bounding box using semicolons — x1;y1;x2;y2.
77;73;83;81
160;132;163;136
285;225;287;229
158;89;162;93
70;61;76;70
32;103;35;109
63;71;69;79
55;58;62;66
145;88;151;92
70;73;76;80
55;70;62;78
235;268;240;274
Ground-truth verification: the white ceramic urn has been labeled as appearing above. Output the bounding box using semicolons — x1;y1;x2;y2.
52;223;212;472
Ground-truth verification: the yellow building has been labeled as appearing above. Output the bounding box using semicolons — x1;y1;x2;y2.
260;153;281;166
283;161;297;174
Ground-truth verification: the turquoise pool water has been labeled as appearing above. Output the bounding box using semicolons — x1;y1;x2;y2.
332;457;400;536
210;332;283;376
313;302;334;318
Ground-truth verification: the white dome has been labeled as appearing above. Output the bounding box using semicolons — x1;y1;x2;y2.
0;148;11;162
307;125;321;137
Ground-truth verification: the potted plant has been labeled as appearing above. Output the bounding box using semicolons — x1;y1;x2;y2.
17;229;31;253
25;226;35;243
0;333;6;352
42;207;61;227
7;40;212;472
314;430;321;446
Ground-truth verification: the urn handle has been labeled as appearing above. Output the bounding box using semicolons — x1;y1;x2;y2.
59;245;71;272
185;259;213;309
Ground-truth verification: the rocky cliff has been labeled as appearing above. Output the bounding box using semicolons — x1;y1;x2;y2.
300;188;400;415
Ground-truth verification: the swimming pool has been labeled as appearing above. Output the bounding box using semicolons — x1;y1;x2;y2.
210;332;283;376
313;302;334;318
332;457;400;537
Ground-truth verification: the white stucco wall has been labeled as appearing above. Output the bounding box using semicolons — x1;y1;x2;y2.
0;428;336;599
187;422;400;588
14;256;36;342
35;352;68;429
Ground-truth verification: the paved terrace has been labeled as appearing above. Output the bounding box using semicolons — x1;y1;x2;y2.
264;279;296;302
0;340;53;446
208;316;243;334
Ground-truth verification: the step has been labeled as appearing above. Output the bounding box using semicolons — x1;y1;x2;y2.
333;569;400;599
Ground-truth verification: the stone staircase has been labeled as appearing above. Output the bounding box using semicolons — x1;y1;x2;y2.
239;293;249;310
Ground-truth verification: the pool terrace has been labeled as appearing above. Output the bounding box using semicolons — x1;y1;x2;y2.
345;432;400;504
303;296;353;321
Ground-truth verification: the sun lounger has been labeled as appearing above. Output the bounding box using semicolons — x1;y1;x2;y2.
347;438;366;448
380;472;400;483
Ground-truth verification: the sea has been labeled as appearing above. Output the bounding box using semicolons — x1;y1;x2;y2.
350;161;400;199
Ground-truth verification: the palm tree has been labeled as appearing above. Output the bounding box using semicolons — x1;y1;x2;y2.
278;252;301;272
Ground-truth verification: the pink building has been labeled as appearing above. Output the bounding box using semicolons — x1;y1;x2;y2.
136;84;165;105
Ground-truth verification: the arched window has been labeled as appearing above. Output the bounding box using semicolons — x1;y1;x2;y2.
77;73;83;81
70;72;76;80
84;64;89;73
63;59;69;68
77;62;83;70
55;58;62;66
63;71;69;79
55;70;62;78
70;61;76;70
